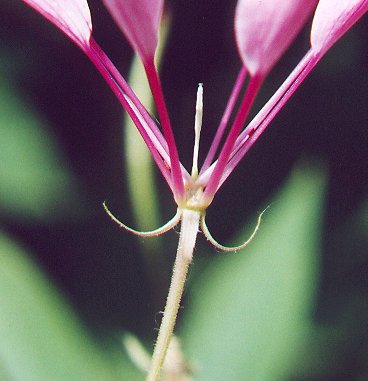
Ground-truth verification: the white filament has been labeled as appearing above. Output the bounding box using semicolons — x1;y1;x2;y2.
191;83;203;178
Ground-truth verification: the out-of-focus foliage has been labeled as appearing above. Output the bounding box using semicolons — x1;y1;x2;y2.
0;70;80;222
182;164;324;381
0;231;141;381
289;196;368;381
0;66;80;220
124;15;171;234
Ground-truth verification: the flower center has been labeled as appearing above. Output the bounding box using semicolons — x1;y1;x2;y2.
181;185;207;212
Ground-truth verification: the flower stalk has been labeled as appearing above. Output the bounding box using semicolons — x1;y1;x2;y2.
147;209;200;381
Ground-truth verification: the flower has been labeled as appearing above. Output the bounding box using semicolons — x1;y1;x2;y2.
21;0;367;242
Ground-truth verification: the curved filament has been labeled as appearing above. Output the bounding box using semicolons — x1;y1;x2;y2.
103;202;182;237
201;207;269;252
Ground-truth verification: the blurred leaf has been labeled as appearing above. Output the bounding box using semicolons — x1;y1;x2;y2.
182;163;325;381
123;17;172;307
124;15;171;234
124;78;161;234
122;33;167;310
0;73;79;221
0;230;141;381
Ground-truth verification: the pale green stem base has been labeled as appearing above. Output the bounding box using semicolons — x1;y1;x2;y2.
146;209;200;381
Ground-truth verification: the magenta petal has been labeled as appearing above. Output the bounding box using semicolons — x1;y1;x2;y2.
311;0;368;56
22;0;92;50
235;0;317;76
103;0;163;64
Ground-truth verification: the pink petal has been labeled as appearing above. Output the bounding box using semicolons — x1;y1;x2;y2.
103;0;163;64
22;0;92;50
235;0;318;76
311;0;368;56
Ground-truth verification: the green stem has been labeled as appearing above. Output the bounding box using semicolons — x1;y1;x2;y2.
146;209;200;381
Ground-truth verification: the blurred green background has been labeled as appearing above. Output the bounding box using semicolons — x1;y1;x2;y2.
0;1;367;380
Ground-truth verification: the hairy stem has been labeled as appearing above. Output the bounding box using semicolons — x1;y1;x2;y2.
147;209;200;381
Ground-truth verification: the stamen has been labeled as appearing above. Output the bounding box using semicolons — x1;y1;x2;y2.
191;83;203;179
103;202;182;237
201;206;269;252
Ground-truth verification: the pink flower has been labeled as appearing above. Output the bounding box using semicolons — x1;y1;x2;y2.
21;0;367;214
